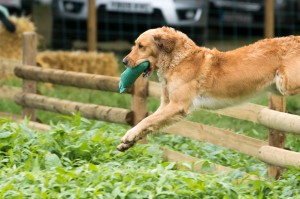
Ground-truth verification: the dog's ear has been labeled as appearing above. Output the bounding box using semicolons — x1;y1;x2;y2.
153;34;176;53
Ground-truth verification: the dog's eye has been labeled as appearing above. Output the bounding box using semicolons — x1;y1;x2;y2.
138;44;144;49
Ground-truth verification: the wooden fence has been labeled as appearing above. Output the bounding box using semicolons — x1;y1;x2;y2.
1;32;300;179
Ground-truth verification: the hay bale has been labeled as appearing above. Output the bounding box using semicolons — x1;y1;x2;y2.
0;16;119;77
0;16;36;60
0;58;21;78
36;51;119;76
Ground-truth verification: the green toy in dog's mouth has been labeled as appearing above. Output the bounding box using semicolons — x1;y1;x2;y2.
119;61;150;93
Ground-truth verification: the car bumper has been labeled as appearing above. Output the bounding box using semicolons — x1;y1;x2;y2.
55;0;208;27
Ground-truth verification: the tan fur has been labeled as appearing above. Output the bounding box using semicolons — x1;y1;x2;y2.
117;27;300;151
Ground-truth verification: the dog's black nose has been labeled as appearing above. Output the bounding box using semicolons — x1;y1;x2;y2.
122;57;128;66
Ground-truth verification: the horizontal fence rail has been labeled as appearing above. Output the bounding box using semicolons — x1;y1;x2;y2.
0;112;51;131
259;146;300;168
15;92;133;125
258;108;300;135
211;103;266;123
148;81;161;99
164;121;267;157
0;59;20;76
162;147;261;180
0;86;21;100
14;65;121;93
162;147;233;173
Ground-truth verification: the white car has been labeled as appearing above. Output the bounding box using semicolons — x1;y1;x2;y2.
0;0;22;9
52;0;209;49
0;0;35;15
0;0;51;15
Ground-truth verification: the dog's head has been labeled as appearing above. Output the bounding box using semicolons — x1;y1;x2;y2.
122;27;177;77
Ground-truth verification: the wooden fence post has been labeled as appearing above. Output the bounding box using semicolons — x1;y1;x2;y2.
22;32;37;121
265;0;286;179
268;95;286;179
88;0;97;51
131;76;148;143
264;0;274;39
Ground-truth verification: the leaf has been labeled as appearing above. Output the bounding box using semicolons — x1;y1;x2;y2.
32;156;41;173
45;153;62;169
165;162;176;170
0;131;14;139
25;172;35;181
200;160;212;171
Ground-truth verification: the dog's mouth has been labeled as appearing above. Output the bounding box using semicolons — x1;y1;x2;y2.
142;66;152;78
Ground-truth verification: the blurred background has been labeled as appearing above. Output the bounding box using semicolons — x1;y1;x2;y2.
1;0;299;52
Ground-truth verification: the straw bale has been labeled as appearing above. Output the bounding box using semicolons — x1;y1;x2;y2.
0;16;119;76
36;51;119;76
0;16;36;60
0;58;21;78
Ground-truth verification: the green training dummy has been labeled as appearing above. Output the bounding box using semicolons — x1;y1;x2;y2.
119;61;150;93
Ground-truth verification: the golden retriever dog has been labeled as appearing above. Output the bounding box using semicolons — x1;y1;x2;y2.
117;26;300;151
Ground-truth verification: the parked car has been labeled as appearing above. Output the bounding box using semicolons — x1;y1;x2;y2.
208;0;299;36
51;0;209;49
0;0;51;16
0;0;35;15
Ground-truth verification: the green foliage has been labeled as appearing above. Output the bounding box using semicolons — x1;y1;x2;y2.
150;133;268;176
0;115;300;198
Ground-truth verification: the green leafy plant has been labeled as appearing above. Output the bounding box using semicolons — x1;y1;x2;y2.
0;115;299;198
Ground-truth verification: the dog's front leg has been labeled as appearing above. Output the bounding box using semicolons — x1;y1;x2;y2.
117;102;187;151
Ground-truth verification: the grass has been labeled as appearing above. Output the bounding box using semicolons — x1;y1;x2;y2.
0;115;300;198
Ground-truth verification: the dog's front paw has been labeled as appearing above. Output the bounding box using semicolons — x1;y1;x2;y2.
121;129;141;144
117;142;135;152
117;129;143;152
